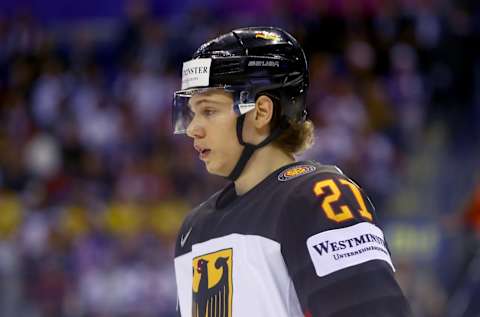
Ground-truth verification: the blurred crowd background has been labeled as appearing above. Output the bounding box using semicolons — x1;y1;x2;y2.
0;0;479;316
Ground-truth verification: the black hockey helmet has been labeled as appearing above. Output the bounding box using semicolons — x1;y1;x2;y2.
173;26;309;134
173;27;309;180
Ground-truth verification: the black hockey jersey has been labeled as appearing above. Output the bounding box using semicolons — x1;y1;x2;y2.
174;161;412;317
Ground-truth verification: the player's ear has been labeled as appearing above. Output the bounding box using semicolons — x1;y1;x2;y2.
253;95;274;129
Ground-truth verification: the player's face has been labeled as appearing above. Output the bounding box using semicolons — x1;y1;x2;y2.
186;90;242;176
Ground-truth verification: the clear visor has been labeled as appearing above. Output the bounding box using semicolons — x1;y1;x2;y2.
172;86;257;134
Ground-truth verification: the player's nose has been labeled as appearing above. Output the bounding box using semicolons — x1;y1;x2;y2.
186;116;205;139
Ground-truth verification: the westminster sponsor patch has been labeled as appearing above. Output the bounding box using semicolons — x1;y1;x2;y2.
306;222;395;277
181;58;211;90
278;164;316;181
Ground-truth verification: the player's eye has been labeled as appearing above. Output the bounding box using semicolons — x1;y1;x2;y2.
202;108;216;117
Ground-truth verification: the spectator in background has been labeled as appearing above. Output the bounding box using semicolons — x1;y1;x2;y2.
464;181;480;238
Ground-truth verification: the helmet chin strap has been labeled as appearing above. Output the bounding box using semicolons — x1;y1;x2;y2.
226;114;289;181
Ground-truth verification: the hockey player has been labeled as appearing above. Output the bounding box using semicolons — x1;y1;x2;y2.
172;26;412;317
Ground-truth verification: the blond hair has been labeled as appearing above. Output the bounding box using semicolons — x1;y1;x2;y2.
267;94;315;155
273;119;315;155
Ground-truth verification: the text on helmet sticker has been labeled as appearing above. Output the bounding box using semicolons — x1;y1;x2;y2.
306;222;395;277
182;58;212;90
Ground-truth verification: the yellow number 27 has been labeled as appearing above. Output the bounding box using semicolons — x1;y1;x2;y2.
313;179;373;223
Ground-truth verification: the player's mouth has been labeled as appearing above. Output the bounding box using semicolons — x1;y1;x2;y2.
194;144;211;160
199;149;211;160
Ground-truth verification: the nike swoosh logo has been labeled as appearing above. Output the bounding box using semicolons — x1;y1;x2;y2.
180;227;193;247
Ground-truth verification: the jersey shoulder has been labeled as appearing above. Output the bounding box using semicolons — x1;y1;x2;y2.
278;163;396;282
278;162;355;200
278;162;378;231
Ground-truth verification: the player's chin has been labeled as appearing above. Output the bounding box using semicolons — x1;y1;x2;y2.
205;161;230;177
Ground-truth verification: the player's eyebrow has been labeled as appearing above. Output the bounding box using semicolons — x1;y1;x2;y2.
194;98;223;105
189;97;225;111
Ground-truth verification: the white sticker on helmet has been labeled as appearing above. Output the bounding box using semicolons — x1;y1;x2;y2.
181;58;212;90
238;103;256;114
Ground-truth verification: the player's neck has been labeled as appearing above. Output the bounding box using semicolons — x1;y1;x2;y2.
234;145;294;195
